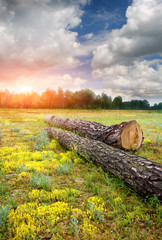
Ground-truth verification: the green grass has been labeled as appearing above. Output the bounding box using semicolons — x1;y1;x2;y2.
0;109;161;240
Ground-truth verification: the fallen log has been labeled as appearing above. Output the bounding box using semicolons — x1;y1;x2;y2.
44;115;143;151
44;127;162;200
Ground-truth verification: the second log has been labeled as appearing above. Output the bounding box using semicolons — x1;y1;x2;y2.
44;127;162;200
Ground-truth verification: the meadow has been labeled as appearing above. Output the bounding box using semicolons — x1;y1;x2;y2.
0;109;161;240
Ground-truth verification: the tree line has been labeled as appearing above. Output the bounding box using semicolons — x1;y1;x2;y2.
0;88;161;110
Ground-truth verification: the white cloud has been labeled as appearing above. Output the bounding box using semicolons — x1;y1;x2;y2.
0;0;89;81
111;0;162;58
92;0;162;101
0;73;87;93
83;33;94;40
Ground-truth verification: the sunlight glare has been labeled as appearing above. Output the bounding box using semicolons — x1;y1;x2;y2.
19;85;32;93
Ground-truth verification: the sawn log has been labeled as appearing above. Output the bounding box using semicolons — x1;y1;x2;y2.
44;127;162;200
44;115;143;151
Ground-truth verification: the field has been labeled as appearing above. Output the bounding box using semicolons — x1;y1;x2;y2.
0;109;162;240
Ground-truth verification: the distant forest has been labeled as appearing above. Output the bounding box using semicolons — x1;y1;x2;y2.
0;88;161;110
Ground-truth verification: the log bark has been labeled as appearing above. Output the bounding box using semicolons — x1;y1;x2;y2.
44;127;162;200
44;115;143;151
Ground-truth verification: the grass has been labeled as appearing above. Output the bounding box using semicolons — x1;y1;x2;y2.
0;109;161;240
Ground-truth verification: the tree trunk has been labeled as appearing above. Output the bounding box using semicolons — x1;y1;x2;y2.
44;115;143;151
44;127;162;200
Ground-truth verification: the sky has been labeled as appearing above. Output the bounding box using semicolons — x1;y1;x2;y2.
0;0;162;104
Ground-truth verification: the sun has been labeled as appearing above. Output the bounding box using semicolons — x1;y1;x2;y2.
19;85;32;93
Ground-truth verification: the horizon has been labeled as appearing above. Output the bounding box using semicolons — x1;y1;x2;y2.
1;87;161;107
0;0;162;105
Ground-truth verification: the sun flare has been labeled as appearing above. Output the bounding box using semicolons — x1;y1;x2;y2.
19;85;32;93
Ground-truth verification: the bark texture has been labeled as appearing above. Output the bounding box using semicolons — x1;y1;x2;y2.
44;115;143;151
44;127;162;200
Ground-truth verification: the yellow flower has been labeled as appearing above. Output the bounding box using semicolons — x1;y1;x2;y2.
17;172;31;182
8;202;69;239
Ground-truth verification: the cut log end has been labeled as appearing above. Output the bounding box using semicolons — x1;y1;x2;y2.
121;120;143;151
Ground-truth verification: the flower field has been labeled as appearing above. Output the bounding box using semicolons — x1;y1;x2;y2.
0;109;162;239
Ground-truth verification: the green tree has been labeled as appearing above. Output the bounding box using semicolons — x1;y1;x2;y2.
113;96;122;109
100;93;112;109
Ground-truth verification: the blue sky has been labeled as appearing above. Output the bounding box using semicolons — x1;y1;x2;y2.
0;0;162;104
75;0;131;36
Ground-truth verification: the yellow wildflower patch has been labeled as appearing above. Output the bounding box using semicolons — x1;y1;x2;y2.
17;172;31;183
28;188;80;202
82;217;98;233
71;208;83;218
8;202;69;239
87;196;105;211
1;148;74;174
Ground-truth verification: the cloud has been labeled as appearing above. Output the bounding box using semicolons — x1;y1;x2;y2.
0;0;92;82
0;72;87;93
111;0;162;58
92;0;162;101
83;33;94;40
